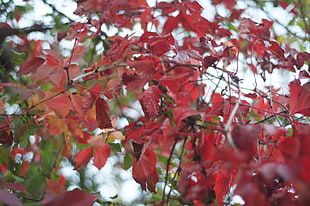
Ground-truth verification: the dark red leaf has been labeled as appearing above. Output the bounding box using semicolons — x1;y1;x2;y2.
95;98;112;129
46;189;98;206
299;70;310;79
73;147;93;170
93;144;111;170
296;52;310;69
0;189;23;206
0;130;13;145
18;57;45;75
232;125;261;161
138;85;161;121
244;92;258;99
203;56;218;68
132;148;158;192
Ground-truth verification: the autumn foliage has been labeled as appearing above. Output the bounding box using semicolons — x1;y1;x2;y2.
0;0;310;205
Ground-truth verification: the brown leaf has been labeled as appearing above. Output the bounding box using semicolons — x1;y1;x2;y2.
95;98;112;129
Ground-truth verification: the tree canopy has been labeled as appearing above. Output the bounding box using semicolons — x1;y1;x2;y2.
0;0;309;205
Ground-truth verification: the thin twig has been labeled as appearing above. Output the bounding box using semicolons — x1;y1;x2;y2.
162;137;178;205
224;84;240;149
41;0;75;23
70;63;127;83
166;136;188;202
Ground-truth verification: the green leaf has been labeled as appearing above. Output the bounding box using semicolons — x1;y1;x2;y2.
123;153;133;170
109;143;121;152
11;50;26;64
25;166;46;198
0;147;10;164
109;194;118;199
19;135;29;148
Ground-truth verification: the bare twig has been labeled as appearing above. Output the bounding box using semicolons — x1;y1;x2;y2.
70;63;127;83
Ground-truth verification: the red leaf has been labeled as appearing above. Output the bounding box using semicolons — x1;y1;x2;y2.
244;92;258;99
132;149;158;192
82;91;95;115
47;93;71;117
0;182;27;194
68;64;80;80
138;85;161;121
296;52;310;69
0;189;23;206
268;41;284;57
203;56;218;68
235;172;265;206
232;125;261;161
173;107;199;126
139;32;174;56
248;63;258;74
289;80;310;116
278;136;298;159
162;16;179;35
18;57;45;75
49;68;66;87
93;144;111;170
73;147;93;170
95;98;112;129
46;189;98;206
214;172;230;203
44;49;63;66
104;78;122;99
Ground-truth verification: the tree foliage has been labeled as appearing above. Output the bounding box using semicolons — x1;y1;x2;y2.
0;0;310;205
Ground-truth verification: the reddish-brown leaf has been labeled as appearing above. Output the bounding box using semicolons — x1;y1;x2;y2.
104;78;122;99
95;98;112;129
132;148;158;192
93;144;111;170
0;189;23;206
46;189;98;206
73;147;93;170
18;57;45;75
